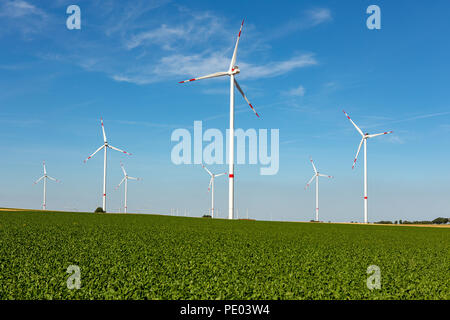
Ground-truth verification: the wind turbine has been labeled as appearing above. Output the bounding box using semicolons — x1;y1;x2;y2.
305;157;333;222
116;162;141;214
343;110;393;224
202;164;226;218
34;161;60;210
179;19;260;220
83;118;132;212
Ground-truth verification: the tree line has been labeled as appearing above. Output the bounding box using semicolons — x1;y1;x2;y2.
375;217;449;225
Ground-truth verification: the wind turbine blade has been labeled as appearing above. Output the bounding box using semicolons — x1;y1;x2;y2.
178;71;228;83
43;161;47;175
109;145;132;156
34;176;44;184
352;138;364;169
47;176;60;182
367;131;393;138
305;175;316;190
120;161;127;176
343;110;364;137
128;176;140;181
115;177;126;189
84;145;104;163
229;19;244;71
310;157;318;174
101;118;107;143
319;174;333;178
208;177;213;192
234;79;260;118
215;172;227;177
202;164;213;176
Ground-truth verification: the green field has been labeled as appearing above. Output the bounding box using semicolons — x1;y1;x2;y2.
0;210;448;299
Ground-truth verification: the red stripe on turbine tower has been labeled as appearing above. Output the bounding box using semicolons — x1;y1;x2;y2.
229;174;234;178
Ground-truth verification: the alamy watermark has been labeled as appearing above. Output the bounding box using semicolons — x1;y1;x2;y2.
66;5;81;30
366;5;381;30
366;265;381;290
171;121;279;175
66;265;81;290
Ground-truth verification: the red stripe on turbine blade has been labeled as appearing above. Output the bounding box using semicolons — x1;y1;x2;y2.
103;194;106;196
364;196;368;199
189;79;195;82
229;174;234;178
238;31;241;37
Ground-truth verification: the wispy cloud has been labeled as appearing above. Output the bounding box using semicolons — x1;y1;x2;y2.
306;8;332;26
364;111;450;129
240;54;317;79
124;11;228;51
283;84;306;97
385;135;405;144
390;111;450;123
0;0;48;38
113;52;317;85
267;8;332;40
0;0;45;18
27;3;319;85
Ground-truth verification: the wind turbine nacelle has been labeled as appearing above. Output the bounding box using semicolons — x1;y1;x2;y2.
230;66;240;75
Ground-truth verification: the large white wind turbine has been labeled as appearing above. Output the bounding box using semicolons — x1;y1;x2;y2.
34;161;60;210
116;162;141;214
202;164;226;218
84;118;132;212
305;157;333;222
179;19;260;220
343;110;393;224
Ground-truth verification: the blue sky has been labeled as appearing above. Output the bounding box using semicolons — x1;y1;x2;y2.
1;0;449;222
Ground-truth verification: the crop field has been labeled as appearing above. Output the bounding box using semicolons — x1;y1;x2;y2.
0;210;448;299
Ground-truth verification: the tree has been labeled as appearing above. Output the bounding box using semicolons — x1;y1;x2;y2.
95;207;105;213
432;217;449;225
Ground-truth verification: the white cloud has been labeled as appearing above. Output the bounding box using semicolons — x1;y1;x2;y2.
306;8;332;26
0;0;49;38
126;24;186;50
111;53;317;85
0;0;43;18
122;10;229;51
30;4;319;86
284;85;306;97
267;8;332;40
241;54;317;79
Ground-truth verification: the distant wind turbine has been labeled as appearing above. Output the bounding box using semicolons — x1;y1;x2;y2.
83;118;132;212
202;164;226;218
34;161;60;210
343;110;393;224
116;162;141;214
305;157;333;222
179;19;260;220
